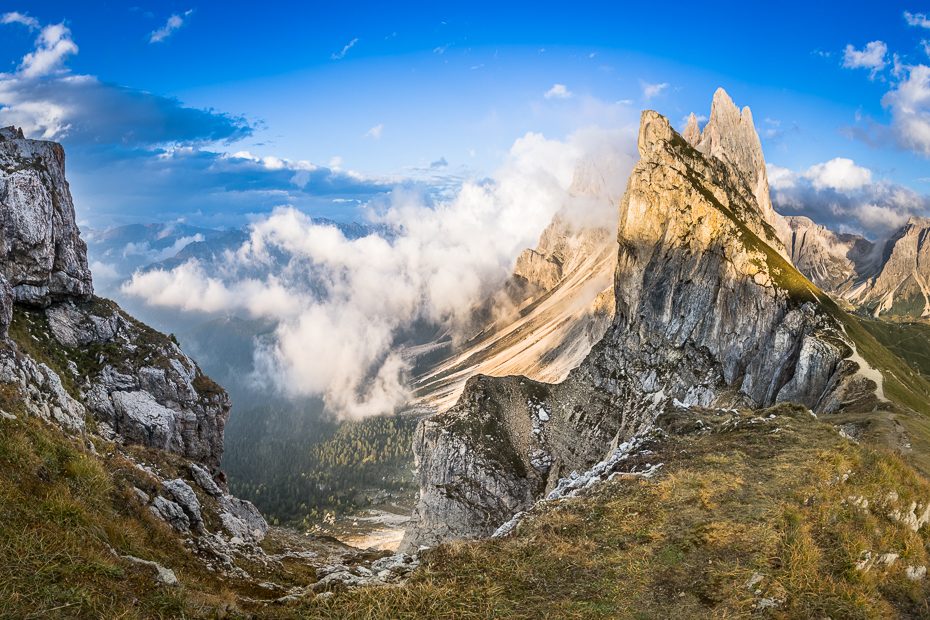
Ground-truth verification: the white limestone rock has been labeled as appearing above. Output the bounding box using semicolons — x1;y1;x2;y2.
0;126;93;306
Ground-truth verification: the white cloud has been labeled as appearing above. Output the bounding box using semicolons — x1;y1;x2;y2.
149;10;192;43
15;22;79;78
769;159;930;237
364;124;383;139
843;41;888;79
433;43;451;54
1;12;39;30
332;38;358;60
766;164;797;190
880;63;930;156
640;80;668;100
122;126;640;418
801;157;873;192
905;11;930;29
544;84;572;99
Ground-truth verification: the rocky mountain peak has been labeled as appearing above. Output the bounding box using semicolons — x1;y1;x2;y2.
0;125;93;308
683;112;701;146
0;126;26;141
688;89;788;248
401;95;877;552
904;215;930;231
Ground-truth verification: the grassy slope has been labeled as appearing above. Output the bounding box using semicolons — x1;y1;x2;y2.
277;405;930;619
0;390;325;619
858;320;930;379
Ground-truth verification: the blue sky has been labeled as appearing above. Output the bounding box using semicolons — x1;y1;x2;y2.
2;1;930;236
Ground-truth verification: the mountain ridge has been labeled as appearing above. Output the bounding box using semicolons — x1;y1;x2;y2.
399;93;886;552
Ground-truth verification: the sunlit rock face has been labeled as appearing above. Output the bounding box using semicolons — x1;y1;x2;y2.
0;126;93;307
400;91;877;553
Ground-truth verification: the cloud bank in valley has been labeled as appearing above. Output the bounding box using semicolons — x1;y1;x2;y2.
122;127;639;418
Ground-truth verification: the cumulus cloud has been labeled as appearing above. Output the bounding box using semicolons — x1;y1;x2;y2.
544;84;572;99
0;16;250;144
801;157;872;192
363;124;383;139
149;10;192;43
332;38;358;60
1;11;39;30
768;160;930;236
843;41;888;79
122;126;639;418
640;80;668;100
840;38;930;158
905;11;930;29
15;22;79;78
879;63;930;156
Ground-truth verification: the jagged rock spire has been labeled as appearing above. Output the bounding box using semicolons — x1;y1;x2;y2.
683;113;701;147
682;89;790;255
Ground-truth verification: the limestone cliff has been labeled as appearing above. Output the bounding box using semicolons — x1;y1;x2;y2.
842;217;930;318
0;127;230;468
781;214;930;320
0;126;93;307
781;215;876;292
400;93;877;552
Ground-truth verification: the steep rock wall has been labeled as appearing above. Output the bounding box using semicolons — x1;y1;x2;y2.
400;98;876;552
0;126;93;307
0;127;230;468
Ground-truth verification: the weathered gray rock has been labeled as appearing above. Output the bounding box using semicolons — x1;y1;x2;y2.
0;273;12;338
0;347;85;431
0;126;93;306
400;92;877;552
218;495;268;543
190;462;223;497
151;495;190;532
121;554;179;587
43;298;230;467
46;301;119;346
163;479;204;532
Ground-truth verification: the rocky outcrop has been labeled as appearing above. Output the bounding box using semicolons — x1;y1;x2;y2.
0;343;86;430
0;127;229;465
400;91;877;552
37;297;231;468
0;126;93;306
